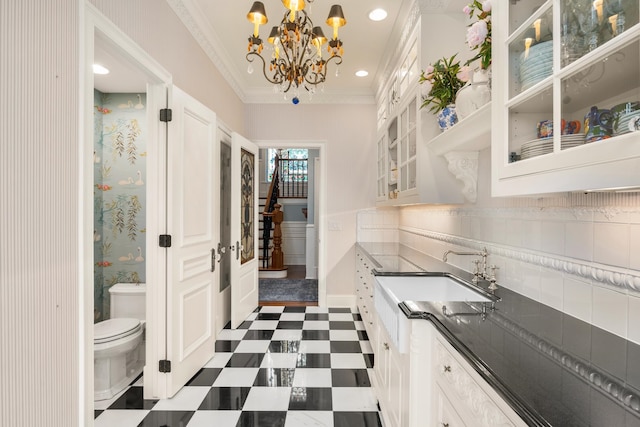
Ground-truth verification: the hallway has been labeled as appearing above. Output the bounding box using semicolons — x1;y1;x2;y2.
94;306;380;427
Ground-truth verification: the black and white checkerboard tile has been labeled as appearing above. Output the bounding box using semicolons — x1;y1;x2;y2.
94;306;381;427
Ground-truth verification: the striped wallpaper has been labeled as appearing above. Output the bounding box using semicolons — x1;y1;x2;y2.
0;0;80;425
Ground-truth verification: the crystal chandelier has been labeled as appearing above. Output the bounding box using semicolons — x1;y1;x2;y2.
246;0;346;95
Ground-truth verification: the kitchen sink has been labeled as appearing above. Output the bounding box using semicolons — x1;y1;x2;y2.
376;274;493;303
374;273;496;353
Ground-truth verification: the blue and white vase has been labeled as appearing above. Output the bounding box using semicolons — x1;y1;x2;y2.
437;104;458;131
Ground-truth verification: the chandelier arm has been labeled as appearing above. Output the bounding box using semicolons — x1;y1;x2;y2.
246;51;281;86
303;55;342;86
326;55;343;67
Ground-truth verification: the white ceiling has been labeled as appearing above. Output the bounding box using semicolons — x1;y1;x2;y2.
93;0;469;102
94;35;148;93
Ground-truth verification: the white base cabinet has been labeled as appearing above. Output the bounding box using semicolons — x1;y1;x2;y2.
434;384;467;427
355;248;529;426
431;330;527;427
355;248;377;349
374;317;409;427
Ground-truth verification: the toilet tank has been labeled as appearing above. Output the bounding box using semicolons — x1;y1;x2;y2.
109;283;146;320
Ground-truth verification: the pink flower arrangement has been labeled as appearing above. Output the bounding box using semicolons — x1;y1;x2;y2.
457;66;473;83
464;0;492;69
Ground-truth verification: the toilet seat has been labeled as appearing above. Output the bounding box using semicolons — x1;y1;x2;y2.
94;318;142;344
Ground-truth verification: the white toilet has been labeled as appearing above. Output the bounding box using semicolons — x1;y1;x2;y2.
94;283;146;401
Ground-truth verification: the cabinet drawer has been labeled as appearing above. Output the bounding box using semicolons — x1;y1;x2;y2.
434;338;522;427
435;383;466;427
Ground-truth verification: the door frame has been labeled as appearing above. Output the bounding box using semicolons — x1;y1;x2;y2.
81;3;172;421
255;140;327;306
216;124;233;332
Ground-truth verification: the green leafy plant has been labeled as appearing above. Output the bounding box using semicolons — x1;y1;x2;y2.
419;54;467;114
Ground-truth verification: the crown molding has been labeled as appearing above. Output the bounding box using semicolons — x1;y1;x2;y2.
166;0;248;102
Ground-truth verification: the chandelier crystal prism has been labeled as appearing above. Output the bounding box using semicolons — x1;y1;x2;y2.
246;0;346;93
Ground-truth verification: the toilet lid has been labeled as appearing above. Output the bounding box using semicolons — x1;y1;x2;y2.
94;318;141;344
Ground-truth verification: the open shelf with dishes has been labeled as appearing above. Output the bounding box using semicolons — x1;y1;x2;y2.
492;0;640;196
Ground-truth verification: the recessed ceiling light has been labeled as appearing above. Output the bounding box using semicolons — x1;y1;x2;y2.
92;64;110;75
355;70;369;77
369;8;388;21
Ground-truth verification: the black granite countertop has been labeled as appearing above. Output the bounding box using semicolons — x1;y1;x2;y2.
356;243;640;427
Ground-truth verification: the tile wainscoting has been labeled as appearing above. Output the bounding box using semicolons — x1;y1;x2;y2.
357;198;640;346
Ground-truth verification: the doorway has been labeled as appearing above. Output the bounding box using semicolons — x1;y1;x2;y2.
83;5;171;420
256;141;326;307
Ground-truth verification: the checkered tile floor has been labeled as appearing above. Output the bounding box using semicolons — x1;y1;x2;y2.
94;306;381;427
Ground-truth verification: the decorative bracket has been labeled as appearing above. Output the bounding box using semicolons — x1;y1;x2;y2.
444;151;479;203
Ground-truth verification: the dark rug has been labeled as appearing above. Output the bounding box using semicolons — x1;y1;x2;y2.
259;278;318;302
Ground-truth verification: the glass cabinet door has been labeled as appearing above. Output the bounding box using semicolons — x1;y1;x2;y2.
377;134;387;200
387;117;398;199
397;97;417;193
503;0;639;166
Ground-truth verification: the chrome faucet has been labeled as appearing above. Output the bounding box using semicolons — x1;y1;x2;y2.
442;247;488;264
443;247;497;287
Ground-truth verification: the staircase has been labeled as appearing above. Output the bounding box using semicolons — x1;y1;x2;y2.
259;155;288;278
259;153;311;278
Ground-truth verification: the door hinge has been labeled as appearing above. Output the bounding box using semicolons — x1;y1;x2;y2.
159;234;172;248
160;108;172;122
159;359;172;373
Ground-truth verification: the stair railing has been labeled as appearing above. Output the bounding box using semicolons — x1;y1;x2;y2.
261;155;281;268
278;158;308;198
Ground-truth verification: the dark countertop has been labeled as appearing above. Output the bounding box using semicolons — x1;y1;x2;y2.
356;243;640;427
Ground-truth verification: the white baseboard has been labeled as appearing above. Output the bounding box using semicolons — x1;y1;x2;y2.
326;294;357;309
259;269;288;279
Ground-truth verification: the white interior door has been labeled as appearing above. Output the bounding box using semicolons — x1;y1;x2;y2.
165;86;218;397
230;132;259;328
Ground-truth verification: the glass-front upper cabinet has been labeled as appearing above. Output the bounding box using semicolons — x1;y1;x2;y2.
492;0;640;196
377;134;388;202
398;97;417;193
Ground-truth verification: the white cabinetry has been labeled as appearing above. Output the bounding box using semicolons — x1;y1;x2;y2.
434;384;467;427
374;317;408;427
354;249;377;347
376;18;464;206
492;0;640;196
355;251;528;426
431;330;528;427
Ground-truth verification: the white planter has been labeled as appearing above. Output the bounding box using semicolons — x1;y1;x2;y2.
455;69;491;120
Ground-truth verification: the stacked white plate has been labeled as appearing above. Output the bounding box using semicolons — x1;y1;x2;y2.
614;110;640;136
520;41;553;91
520;134;585;160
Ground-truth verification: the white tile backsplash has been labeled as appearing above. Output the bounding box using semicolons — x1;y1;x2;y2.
539;268;564;311
520;262;541;301
564;221;593;261
594;222;630;268
628;295;640;344
541;221;565;256
521;220;542;251
505;219;523;247
628;225;640;270
359;201;640;345
592;286;628;339
563;278;593;323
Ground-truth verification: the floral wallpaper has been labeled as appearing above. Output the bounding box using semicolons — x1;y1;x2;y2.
94;90;146;322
